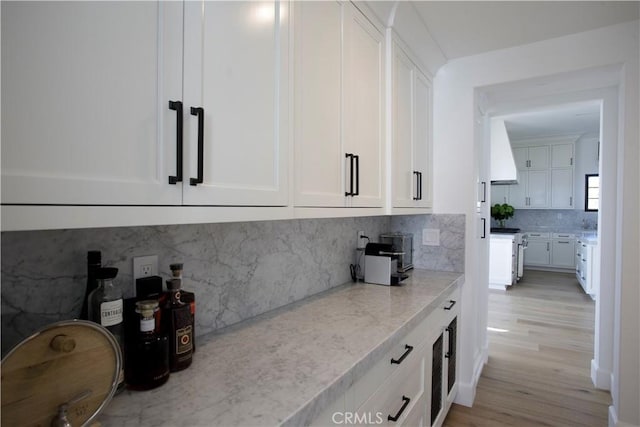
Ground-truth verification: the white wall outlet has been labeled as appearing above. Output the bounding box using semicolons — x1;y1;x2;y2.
423;229;440;246
133;255;158;295
357;231;366;249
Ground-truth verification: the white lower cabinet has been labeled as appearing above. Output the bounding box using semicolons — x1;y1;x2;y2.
576;238;599;298
525;232;575;269
311;287;460;427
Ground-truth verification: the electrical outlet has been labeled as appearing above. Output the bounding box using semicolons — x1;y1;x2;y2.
357;230;366;249
423;229;440;246
133;255;158;295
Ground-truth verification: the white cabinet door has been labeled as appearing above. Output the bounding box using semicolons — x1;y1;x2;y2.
552;239;575;267
344;3;384;208
413;70;432;208
551;168;574;208
509;171;527;208
391;44;415;208
528;170;549;207
1;1;183;205
512;147;529;170
551;144;574;168
293;1;345;207
183;1;288;206
525;240;550;266
528;146;549;170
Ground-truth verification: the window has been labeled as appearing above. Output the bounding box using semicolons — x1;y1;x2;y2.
585;174;599;212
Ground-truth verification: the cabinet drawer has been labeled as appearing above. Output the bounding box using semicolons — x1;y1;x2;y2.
357;343;425;427
526;232;550;239
553;232;575;239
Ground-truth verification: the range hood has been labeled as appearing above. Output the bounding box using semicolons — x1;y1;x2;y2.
490;118;518;185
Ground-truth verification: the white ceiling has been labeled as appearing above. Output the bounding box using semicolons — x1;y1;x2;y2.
500;101;601;141
412;1;640;60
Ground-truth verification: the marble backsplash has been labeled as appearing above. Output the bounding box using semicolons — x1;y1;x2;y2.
1;214;465;355
491;209;598;232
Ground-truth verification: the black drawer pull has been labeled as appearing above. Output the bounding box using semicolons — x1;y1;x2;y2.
444;300;456;310
388;396;410;422
413;171;420;200
390;344;414;365
354;154;360;196
168;100;183;184
190;106;205;186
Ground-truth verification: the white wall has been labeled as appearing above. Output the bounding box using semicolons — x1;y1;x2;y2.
433;21;639;426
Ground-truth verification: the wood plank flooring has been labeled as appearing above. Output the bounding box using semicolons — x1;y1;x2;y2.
444;270;611;427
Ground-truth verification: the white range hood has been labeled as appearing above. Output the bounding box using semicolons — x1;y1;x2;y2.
490;118;518;184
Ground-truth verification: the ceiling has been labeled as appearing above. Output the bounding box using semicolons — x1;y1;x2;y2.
499;101;601;141
412;1;640;60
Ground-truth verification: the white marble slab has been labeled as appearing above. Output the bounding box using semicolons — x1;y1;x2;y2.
99;269;463;427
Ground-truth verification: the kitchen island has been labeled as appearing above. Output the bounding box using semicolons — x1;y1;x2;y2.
99;269;464;426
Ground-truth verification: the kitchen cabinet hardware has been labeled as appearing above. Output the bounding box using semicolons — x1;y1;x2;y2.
189;107;205;186
481;181;486;203
412;171;423;200
444;300;456;310
546;242;550;251
481;218;486;239
570;196;573;206
345;154;360;197
387;396;410;422
168;101;184;185
445;326;454;359
558;241;570;244
390;344;414;365
345;154;354;196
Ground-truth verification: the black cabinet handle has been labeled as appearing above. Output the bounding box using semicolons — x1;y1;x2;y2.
168;100;183;184
354;154;360;196
345;154;354;196
387;396;410;422
445;326;454;358
481;218;486;239
413;171;420;200
419;171;423;200
444;300;456;310
390;344;414;365
190;107;204;186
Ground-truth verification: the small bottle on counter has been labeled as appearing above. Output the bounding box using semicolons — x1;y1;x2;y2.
80;250;101;320
127;300;170;390
88;266;125;392
170;263;196;353
163;277;193;372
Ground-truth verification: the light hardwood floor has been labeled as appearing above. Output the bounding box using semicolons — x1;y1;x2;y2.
444;270;611;427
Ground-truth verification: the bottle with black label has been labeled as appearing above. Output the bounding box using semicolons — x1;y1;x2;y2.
127;300;170;390
88;267;125;391
164;277;193;372
170;263;195;353
80;250;101;320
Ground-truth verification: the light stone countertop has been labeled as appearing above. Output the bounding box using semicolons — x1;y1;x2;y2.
99;269;464;427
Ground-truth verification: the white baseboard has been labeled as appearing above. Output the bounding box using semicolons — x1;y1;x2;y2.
454;346;487;407
591;358;612;390
609;405;640;427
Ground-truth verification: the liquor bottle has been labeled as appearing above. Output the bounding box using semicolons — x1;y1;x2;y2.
164;278;193;372
80;250;101;320
127;300;170;390
88;267;125;391
170;263;196;352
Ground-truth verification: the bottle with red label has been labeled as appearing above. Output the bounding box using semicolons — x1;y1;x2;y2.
163;277;193;372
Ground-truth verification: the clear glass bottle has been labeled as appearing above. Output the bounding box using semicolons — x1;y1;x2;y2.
163;278;193;372
127;300;170;390
88;267;125;391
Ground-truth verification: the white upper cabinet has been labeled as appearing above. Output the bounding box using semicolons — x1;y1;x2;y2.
390;40;432;209
293;1;344;208
182;1;289;206
551;144;574;168
551;168;574;208
513;146;549;170
1;1;183;205
343;3;385;208
294;1;384;209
